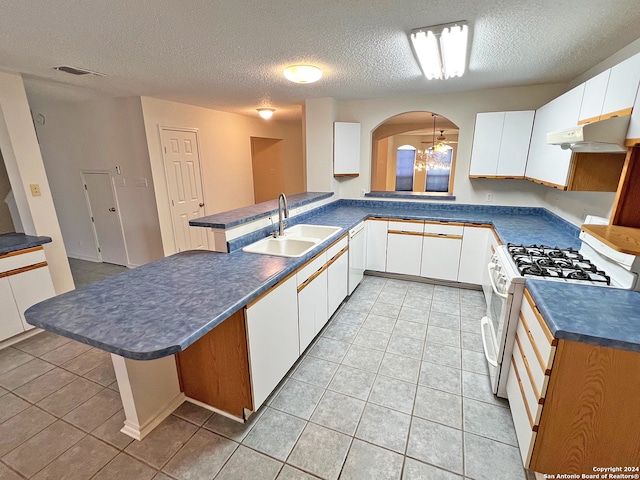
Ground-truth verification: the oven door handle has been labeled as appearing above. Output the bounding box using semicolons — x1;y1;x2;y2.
487;263;508;299
481;316;499;367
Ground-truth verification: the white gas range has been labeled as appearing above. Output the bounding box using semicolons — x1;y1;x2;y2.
481;216;640;398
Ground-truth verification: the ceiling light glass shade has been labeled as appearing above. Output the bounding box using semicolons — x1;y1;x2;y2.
257;108;275;119
440;24;468;79
283;65;323;84
410;30;442;80
410;21;469;80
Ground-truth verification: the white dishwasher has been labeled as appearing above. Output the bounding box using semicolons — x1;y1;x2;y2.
348;221;367;294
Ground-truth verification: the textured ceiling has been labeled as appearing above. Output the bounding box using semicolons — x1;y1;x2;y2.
0;0;638;121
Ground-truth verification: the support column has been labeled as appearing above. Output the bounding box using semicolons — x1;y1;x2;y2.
111;353;185;440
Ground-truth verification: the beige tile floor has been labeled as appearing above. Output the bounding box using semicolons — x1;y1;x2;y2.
0;262;535;479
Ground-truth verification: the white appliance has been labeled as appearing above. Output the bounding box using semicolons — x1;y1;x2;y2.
546;115;630;153
481;217;640;398
348;221;367;294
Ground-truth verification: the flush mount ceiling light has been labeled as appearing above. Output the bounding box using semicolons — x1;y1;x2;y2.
410;21;469;80
257;108;275;119
283;65;323;84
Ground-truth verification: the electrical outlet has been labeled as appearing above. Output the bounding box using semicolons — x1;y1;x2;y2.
30;184;41;196
485;193;492;202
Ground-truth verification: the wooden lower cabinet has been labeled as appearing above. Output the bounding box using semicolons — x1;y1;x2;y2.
529;340;640;474
508;289;640;474
175;309;253;419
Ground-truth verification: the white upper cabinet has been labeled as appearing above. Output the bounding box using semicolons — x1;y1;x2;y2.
469;112;505;177
627;82;640;141
525;84;585;188
469;111;534;178
334;122;361;176
601;52;640;117
579;53;640;125
497;111;535;177
578;69;610;123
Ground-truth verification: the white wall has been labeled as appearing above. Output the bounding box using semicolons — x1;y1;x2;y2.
0;72;73;293
333;84;566;207
28;97;165;267
305;97;339;194
140;97;304;256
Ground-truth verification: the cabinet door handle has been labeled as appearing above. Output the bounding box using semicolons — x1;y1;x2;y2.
199;203;205;207
108;207;116;212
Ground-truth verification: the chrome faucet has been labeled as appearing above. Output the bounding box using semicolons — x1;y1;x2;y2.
277;192;289;237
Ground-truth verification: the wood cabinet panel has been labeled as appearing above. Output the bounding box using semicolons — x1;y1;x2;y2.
531;340;640;474
611;146;640;227
176;309;252;418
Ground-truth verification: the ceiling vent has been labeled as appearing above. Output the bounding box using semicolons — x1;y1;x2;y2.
53;66;105;77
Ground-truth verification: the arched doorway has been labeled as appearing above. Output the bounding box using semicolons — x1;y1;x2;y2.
371;111;459;195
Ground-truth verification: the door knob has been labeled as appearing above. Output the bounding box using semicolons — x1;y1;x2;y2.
199;203;205;207
108;207;116;212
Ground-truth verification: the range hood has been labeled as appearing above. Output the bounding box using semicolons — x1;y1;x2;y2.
547;115;630;153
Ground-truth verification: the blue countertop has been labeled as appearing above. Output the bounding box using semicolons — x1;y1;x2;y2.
0;233;52;255
26;199;586;360
526;280;640;353
189;192;334;229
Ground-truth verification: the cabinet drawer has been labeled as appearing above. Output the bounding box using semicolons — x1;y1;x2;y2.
423;222;464;236
296;251;327;286
388;219;424;233
506;357;537;467
515;320;551;404
326;235;348;259
0;248;47;274
512;339;544;425
522;290;556;368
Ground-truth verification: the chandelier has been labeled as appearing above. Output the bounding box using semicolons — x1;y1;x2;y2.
415;115;453;171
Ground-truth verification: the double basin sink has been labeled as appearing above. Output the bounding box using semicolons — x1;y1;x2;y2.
242;224;342;258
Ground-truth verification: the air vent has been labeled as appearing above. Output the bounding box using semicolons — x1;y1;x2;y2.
53;66;105;77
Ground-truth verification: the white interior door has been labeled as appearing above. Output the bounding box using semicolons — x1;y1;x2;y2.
160;128;208;252
82;172;128;266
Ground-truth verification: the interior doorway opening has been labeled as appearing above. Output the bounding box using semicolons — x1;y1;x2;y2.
251;137;285;204
371;111;459;196
81;171;129;266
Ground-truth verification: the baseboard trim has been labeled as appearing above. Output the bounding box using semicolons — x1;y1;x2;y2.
120;392;185;441
0;328;43;350
184;396;245;424
67;253;101;262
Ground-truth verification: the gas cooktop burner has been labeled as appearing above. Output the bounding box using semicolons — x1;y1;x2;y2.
506;243;611;285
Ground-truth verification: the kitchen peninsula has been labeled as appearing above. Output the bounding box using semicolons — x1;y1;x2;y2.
22;195;640;459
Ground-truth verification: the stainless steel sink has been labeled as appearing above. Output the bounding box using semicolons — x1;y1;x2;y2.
284;224;341;242
242;224;342;258
242;237;318;258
